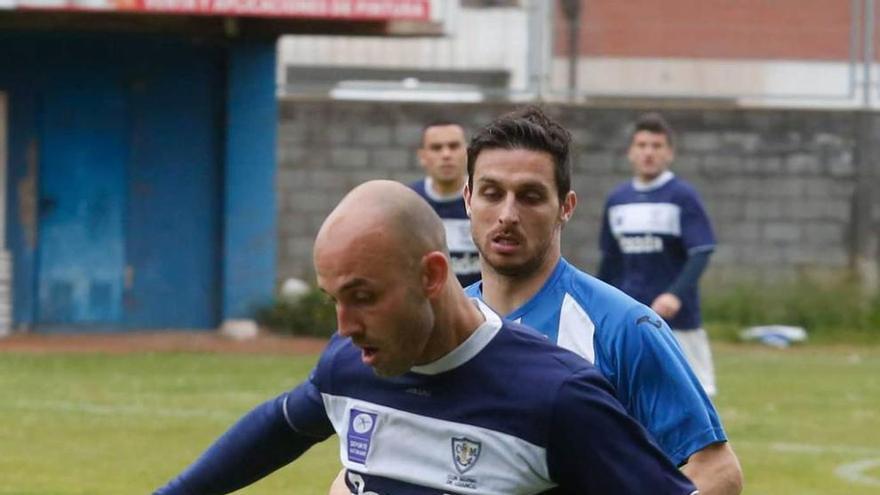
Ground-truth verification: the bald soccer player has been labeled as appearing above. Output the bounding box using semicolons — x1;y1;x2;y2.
154;180;697;495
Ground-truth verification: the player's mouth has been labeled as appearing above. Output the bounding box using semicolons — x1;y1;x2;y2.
490;233;522;254
361;346;380;366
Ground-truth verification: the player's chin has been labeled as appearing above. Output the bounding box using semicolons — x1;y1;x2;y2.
485;256;530;277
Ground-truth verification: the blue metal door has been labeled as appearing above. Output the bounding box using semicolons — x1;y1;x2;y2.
36;85;127;325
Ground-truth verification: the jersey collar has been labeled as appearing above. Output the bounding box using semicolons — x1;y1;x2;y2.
424;176;464;202
505;258;569;322
410;299;502;375
632;170;675;192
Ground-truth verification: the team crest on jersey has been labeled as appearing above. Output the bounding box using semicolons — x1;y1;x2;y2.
451;437;481;474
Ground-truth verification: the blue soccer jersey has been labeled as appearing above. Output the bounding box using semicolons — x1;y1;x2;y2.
600;171;716;329
465;260;726;466
155;302;697;495
411;178;481;286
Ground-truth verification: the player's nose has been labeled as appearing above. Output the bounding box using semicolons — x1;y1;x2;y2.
497;194;520;225
335;305;365;338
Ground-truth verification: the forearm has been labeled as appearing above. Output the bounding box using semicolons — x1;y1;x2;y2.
155;393;324;495
328;469;351;495
681;442;743;495
667;250;712;297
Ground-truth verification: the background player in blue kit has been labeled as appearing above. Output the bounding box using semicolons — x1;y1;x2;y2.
410;121;481;286
154;180;697;495
599;113;719;397
462;107;743;495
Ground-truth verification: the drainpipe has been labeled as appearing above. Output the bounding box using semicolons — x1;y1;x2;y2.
559;0;582;100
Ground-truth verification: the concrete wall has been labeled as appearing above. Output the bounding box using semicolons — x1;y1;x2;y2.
277;100;877;289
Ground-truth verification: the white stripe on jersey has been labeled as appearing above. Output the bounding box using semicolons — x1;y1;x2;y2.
442;218;478;253
608;202;681;237
322;394;556;495
557;294;596;364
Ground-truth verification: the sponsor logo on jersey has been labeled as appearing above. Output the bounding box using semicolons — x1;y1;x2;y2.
608;202;682;236
451;437;481;474
347;409;378;465
636;315;663;329
618;234;664;254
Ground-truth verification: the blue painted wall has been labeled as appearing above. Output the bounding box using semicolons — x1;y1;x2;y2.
0;32;230;330
125;43;224;328
223;41;278;320
4;88;39;327
38;84;128;324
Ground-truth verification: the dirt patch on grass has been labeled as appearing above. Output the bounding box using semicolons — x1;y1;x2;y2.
0;331;328;355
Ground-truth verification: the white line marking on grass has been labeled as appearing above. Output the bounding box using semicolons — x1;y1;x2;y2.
736;440;880;456
768;442;880;456
6;398;240;421
834;458;880;486
737;441;880;486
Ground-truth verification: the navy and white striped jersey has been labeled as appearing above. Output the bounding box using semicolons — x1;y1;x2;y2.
600;171;716;329
291;302;696;495
465;261;726;466
410;178;481;287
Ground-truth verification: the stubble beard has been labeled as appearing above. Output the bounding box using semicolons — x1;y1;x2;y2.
477;235;554;282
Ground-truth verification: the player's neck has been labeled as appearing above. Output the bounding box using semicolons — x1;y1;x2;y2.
428;176;465;198
480;252;561;316
418;284;485;364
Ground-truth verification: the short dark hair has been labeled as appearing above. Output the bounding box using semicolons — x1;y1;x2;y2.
467;106;572;200
421;120;465;147
631;112;675;147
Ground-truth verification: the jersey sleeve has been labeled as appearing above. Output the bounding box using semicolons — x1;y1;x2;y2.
599;200;621;257
598;202;623;285
678;188;716;254
601;305;726;465
153;340;342;495
546;367;698;495
667;249;712;297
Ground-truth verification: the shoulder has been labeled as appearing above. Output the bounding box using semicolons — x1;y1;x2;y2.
604;181;633;204
408;178;427;195
311;333;363;393
490;321;596;381
668;177;705;203
559;262;644;323
558;264;674;347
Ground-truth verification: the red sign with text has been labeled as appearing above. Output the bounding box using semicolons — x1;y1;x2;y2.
5;0;432;20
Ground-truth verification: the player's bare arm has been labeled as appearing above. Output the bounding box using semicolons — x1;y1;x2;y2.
328;469;348;495
682;442;744;495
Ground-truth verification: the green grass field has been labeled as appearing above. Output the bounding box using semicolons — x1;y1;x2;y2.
1;342;879;495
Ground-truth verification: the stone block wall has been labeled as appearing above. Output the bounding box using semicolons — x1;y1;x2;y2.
277;100;875;288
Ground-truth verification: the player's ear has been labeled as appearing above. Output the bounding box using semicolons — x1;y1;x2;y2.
421;251;448;298
463;183;473;217
560;190;577;223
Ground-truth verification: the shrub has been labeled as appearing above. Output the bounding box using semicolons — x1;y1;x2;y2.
703;274;880;342
255;288;337;338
